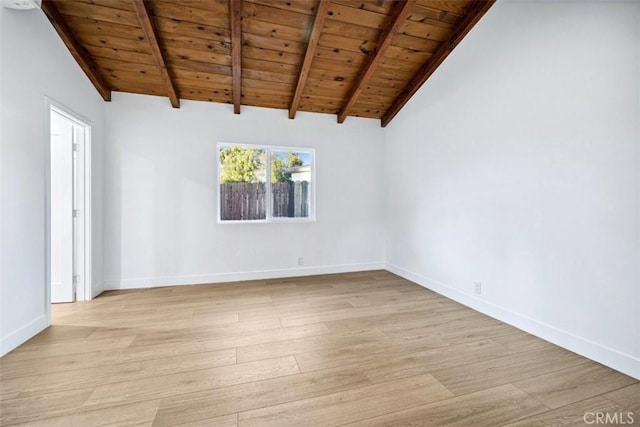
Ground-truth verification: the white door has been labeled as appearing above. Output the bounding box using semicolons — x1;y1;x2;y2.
50;111;76;303
72;125;86;300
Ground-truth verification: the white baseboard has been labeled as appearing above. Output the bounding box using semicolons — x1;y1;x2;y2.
104;262;385;290
0;314;49;357
386;263;640;381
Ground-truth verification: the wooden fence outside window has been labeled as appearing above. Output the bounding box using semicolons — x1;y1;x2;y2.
220;181;309;220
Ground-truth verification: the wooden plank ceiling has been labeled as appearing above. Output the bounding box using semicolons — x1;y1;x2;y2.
42;0;494;127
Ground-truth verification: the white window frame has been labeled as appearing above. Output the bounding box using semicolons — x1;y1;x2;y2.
217;142;316;223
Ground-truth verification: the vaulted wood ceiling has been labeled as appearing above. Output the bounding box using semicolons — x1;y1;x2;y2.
42;0;494;127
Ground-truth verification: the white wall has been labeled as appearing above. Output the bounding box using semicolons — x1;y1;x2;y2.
103;94;384;288
0;7;105;356
384;0;640;379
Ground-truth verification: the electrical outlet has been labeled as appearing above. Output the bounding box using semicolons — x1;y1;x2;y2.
474;282;482;295
297;257;304;266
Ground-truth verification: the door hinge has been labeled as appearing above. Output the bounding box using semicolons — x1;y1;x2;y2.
73;275;80;300
72;142;80;152
73;209;80;218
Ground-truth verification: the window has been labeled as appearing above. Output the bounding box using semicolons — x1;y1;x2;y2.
217;143;314;222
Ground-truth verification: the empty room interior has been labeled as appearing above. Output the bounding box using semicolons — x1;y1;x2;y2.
1;0;639;425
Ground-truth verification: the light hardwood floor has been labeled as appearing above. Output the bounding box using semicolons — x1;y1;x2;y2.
1;271;638;426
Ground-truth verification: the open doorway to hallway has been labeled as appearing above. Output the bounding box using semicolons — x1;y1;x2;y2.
48;102;92;304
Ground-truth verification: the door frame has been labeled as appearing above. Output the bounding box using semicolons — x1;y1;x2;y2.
45;98;93;320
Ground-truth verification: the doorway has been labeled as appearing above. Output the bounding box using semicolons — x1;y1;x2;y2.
48;102;92;305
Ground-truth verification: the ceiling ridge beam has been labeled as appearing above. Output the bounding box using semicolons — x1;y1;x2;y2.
288;0;331;120
41;0;111;102
132;0;180;108
337;0;416;124
230;0;242;114
381;0;496;127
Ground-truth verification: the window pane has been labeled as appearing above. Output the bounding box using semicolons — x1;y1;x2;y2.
219;145;266;220
270;150;312;218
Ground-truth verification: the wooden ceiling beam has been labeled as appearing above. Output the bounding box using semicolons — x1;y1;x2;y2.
337;0;416;124
381;0;496;127
41;0;111;102
289;0;331;120
132;0;179;108
230;0;243;114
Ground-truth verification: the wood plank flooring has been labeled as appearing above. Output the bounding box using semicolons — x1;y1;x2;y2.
1;271;638;426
